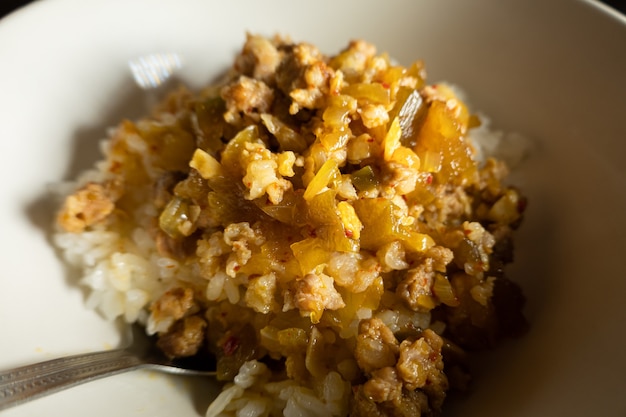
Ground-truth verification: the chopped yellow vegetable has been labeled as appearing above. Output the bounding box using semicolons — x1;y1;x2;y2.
303;159;340;201
190;148;223;179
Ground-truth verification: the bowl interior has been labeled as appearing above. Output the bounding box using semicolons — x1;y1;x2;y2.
0;0;625;416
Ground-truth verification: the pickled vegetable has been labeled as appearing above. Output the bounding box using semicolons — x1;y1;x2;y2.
351;165;378;192
194;96;229;155
414;98;477;186
158;196;199;238
389;87;425;146
353;198;434;253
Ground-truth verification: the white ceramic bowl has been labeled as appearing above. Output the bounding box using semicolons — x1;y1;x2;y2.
1;0;625;416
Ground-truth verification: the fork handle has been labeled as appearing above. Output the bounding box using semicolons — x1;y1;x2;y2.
0;349;143;410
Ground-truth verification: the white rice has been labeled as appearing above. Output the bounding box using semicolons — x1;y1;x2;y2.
205;360;350;417
470;113;534;169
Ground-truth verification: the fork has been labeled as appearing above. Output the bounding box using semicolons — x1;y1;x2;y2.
0;54;209;411
128;53;183;89
0;324;216;410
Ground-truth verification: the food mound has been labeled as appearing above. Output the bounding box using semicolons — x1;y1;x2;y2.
55;34;527;416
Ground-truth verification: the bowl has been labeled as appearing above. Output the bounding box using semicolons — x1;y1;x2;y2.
0;0;625;416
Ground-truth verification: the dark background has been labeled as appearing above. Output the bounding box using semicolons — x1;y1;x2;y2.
1;0;626;20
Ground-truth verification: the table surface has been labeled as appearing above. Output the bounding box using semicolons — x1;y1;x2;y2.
1;0;626;19
604;0;626;11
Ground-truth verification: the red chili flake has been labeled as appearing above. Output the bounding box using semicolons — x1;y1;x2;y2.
233;264;240;272
382;82;391;89
517;197;528;213
426;174;434;185
464;228;472;236
345;229;354;238
222;336;240;356
367;137;374;143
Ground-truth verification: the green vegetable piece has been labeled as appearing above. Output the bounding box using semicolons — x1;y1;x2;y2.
351;165;378;192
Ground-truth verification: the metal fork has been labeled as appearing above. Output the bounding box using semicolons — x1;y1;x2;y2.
0;324;216;410
0;53;206;411
128;53;183;89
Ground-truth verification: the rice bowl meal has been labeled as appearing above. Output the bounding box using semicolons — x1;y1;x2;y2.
54;34;528;416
